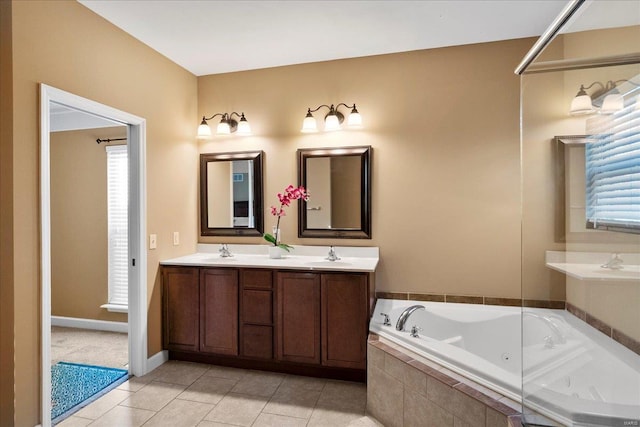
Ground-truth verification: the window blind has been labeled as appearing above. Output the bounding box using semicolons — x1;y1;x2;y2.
586;102;640;233
106;145;129;306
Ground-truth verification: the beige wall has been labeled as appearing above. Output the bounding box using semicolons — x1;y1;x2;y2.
50;128;127;323
6;1;198;424
0;0;14;423
198;38;530;299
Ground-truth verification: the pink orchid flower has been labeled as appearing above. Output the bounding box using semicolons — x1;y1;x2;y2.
265;185;310;251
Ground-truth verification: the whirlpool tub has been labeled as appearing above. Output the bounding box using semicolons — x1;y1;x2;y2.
370;299;640;426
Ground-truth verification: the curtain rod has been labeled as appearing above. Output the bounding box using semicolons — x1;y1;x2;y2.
96;137;127;145
514;0;585;75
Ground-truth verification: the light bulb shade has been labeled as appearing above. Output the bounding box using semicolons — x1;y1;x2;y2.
236;118;252;135
347;111;362;127
600;93;624;114
197;121;212;138
324;114;341;131
216;120;231;135
301;115;318;133
570;94;595;115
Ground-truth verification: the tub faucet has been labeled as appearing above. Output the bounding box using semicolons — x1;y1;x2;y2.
380;313;391;326
410;325;423;338
219;244;233;258
601;253;623;270
326;246;340;262
396;305;425;331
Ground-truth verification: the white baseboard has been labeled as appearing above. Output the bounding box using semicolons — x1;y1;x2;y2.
146;350;168;373
51;316;128;333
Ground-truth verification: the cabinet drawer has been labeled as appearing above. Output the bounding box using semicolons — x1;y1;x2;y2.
241;269;272;290
242;290;273;325
241;325;273;359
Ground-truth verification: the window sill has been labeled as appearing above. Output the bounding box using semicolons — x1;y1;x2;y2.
100;303;128;314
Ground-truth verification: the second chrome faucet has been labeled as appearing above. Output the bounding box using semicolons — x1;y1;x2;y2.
396;305;425;331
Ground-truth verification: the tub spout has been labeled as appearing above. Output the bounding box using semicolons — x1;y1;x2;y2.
396;305;425;331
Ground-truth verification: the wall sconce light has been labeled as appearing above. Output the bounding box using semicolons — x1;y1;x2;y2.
570;80;639;116
197;112;251;138
301;103;362;133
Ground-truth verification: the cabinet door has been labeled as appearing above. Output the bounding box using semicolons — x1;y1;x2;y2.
163;267;199;352
321;273;368;369
276;272;320;364
200;268;239;355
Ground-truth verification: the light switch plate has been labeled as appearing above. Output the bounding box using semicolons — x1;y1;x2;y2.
149;234;157;250
173;231;180;246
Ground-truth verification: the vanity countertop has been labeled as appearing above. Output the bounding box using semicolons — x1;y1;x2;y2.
160;244;379;272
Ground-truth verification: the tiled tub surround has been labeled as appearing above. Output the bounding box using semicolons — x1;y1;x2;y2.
371;299;640;426
375;291;565;309
367;334;521;427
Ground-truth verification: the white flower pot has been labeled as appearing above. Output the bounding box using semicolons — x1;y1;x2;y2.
268;246;284;259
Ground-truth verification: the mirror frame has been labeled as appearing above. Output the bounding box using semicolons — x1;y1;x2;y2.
297;145;372;239
200;150;264;236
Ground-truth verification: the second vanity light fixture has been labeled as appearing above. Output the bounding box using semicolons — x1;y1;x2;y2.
301;103;362;133
197;111;252;138
570;80;640;116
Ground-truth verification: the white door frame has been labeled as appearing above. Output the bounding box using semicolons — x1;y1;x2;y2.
40;84;148;426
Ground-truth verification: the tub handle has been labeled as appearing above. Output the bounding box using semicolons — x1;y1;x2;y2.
380;313;391;326
410;325;423;338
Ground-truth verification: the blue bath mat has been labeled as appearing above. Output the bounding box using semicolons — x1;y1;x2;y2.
51;362;128;423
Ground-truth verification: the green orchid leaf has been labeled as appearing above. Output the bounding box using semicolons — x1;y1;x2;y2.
263;233;276;245
278;243;294;252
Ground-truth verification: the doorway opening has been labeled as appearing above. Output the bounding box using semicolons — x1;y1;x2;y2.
40;84;147;427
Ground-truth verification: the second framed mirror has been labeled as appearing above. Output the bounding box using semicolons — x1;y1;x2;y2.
298;146;372;238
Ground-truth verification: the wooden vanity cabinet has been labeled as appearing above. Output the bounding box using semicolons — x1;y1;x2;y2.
200;268;238;356
163;267;239;356
163;265;371;380
321;273;368;369
239;269;274;359
276;272;321;364
275;271;368;369
162;267;200;352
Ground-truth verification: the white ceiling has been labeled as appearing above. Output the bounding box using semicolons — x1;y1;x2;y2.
78;0;571;76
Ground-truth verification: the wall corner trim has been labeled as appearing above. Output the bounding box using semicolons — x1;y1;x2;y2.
51;316;128;333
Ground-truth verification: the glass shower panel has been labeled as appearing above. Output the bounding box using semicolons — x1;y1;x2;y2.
521;3;640;426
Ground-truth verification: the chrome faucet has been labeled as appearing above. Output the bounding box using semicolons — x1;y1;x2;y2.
601;253;624;270
410;325;423;338
396;305;425;331
326;246;340;262
380;313;391;326
219;243;233;258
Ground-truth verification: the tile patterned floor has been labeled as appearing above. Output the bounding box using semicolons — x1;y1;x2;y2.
57;360;383;427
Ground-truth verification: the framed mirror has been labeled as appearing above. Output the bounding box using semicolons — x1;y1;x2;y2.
200;151;264;236
298;146;372;238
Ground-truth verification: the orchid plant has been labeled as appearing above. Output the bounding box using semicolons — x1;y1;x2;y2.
264;184;310;252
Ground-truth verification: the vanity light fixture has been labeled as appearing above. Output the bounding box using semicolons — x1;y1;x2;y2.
197;111;251;138
569;80;639;116
301;103;362;133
